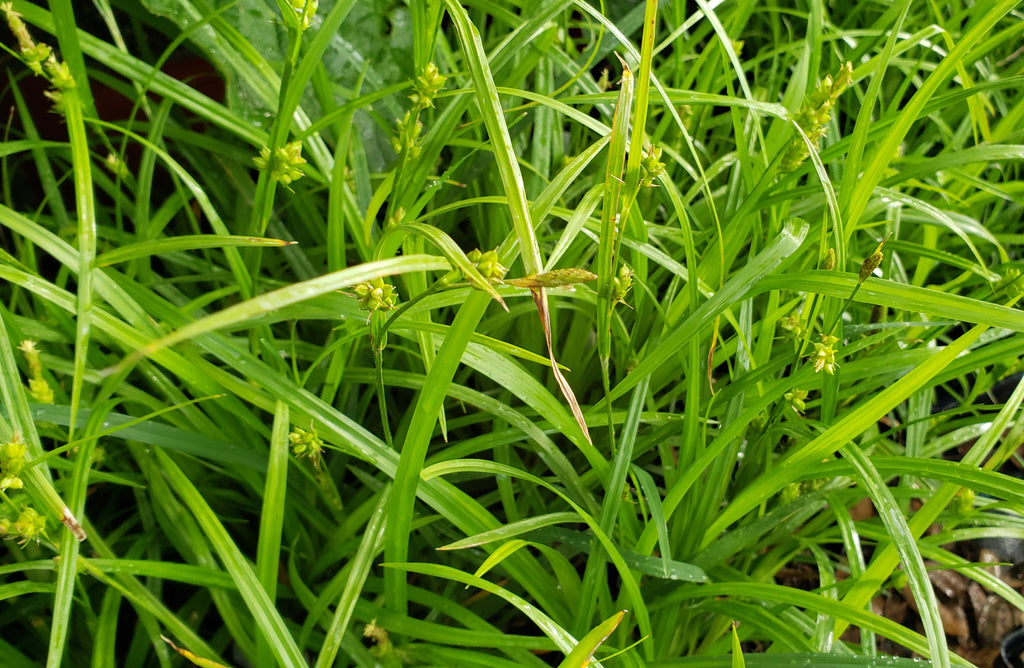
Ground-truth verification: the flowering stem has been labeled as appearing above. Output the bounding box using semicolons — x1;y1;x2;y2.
373;343;394;449
824;234;890;336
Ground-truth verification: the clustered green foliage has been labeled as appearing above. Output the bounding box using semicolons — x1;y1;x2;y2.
1;1;1024;666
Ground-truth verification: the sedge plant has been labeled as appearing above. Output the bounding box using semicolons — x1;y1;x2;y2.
1;1;1023;666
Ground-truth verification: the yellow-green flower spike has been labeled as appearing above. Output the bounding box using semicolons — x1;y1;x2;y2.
470;249;508;283
409;62;446;110
858;235;890;284
953;487;975;515
3;2;73;106
507;268;598;288
28;378;54;404
779;314;805;339
780;482;804;505
353;277;399;313
289;426;324;466
254;141;307;185
611;264;633;305
2;3;49;75
363;620;395;659
104;152;131;180
385;206;406;228
784;388;808;414
811;334;840;375
12;507;46;544
639;145;665;188
18;340;54;404
1;433;28;479
21;43;52;76
44;59;74;90
781;62;854;173
391;111;423;158
17;340;41;376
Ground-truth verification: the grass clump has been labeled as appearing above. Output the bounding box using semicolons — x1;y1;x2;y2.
2;0;1024;666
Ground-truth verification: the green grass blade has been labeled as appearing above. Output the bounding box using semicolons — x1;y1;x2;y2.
58;50;95;445
118;255;451;367
47;401;111;667
842;0;1020;233
314;486;390;668
96;235;296;267
559;610;625;668
631;465;673;578
255;402;290;668
707;323;988;540
154;449;306;668
605;219;808;403
384;293;490;613
838;444;949;666
659;582;971;663
731;621;745;668
78;537;226;663
423;459;654;656
438;512;581;551
758;272;1024;331
576;377;649;636
596;55;632;372
385;561;580;656
442;0;541;275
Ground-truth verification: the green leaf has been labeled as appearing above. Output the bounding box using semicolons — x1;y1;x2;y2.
117;255;452;368
606;219;808;403
558;610;625;668
385;561;579;655
97;235;296;266
439;512;581;551
731;621;745;668
759;271;1024;331
155;449;306;668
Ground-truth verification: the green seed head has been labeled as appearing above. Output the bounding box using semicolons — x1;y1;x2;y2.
254;141;307;185
289;426;325;465
780;62;854;173
784;388;808;414
409;62;446;110
353;277;399;313
858;236;889;284
471;249;508;282
611;264;633;305
13;507;46;544
811;334;840;375
639;145;665;188
391;111;423;158
779;314;804;339
1;434;27;476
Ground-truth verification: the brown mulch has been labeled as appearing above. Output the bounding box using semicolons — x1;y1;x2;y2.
861;546;1022;666
775;507;1024;667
